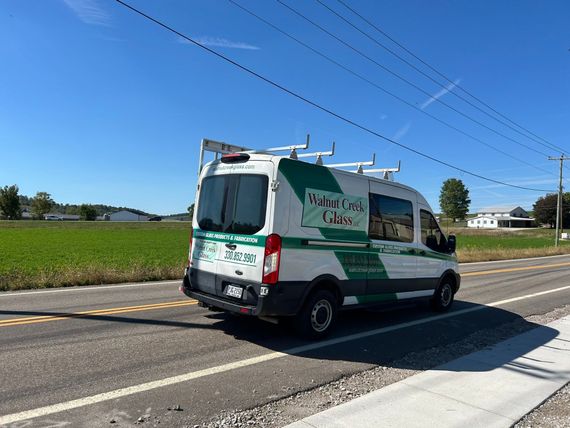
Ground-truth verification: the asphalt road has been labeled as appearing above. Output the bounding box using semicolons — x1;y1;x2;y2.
1;255;570;427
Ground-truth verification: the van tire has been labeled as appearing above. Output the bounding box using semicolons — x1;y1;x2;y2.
431;279;454;312
294;289;338;339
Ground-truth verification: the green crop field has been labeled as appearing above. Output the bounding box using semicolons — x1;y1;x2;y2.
1;222;570;290
0;221;191;291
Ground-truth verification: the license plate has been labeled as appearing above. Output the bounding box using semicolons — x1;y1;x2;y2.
225;285;243;299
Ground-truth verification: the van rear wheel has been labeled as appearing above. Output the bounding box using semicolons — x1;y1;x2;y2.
295;289;337;339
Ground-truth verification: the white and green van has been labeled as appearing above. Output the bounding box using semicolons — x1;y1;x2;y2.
182;145;460;338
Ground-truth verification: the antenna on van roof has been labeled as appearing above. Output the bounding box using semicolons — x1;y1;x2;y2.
326;153;376;174
359;161;401;181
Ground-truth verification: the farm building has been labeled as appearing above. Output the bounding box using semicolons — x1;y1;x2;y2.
467;206;534;229
109;210;149;222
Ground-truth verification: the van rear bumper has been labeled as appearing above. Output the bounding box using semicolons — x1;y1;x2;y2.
181;268;303;317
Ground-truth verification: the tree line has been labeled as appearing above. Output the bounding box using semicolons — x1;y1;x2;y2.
0;185;153;221
2;181;567;227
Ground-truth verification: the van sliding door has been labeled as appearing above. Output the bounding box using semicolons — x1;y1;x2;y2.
367;181;417;298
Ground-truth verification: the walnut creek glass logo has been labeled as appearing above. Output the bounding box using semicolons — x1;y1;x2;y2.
302;188;368;231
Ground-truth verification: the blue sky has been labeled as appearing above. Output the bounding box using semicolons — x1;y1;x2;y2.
1;0;569;215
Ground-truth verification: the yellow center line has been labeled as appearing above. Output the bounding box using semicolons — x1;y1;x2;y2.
0;300;198;328
0;299;192;324
462;261;570;277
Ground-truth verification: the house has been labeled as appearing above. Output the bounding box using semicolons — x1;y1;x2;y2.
109;210;149;222
467;206;534;229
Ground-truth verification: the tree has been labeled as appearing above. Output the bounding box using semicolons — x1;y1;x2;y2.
0;185;22;220
533;193;570;228
187;203;195;220
79;204;97;221
31;192;54;219
439;179;471;222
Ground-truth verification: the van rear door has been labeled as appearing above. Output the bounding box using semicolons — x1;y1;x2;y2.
191;160;272;299
212;173;270;285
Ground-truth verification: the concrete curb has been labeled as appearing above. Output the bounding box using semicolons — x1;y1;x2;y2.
286;316;570;428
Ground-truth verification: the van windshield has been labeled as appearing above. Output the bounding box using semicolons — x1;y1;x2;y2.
197;174;268;235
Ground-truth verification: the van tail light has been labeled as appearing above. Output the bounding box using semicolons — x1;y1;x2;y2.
188;232;193;267
262;234;281;284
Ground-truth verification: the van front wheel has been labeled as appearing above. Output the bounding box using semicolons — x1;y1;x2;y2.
431;280;454;312
295;289;337;339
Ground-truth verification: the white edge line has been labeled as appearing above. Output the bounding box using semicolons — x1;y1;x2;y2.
460;253;570;266
0;280;181;298
2;283;570;425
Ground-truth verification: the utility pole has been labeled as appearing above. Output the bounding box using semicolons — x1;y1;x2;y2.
548;154;570;247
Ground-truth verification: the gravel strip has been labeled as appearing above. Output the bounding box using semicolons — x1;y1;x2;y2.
514;383;570;428
198;304;570;428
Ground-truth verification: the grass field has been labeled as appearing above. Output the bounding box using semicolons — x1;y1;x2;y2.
451;227;570;262
0;221;190;291
1;221;570;290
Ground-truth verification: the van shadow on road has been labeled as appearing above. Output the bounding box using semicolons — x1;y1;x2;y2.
2;300;563;378
211;301;564;379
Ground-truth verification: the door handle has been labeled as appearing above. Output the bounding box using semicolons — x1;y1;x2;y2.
418;250;426;256
225;243;237;250
407;249;415;255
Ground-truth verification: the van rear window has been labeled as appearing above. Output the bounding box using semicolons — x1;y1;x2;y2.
197;174;268;235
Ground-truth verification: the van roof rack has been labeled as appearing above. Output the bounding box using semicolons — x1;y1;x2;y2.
326;153;376;174
358;161;401;181
198;136;399;180
199;135;334;173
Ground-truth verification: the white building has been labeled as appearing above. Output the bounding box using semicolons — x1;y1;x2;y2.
467;206;534;229
109;210;149;222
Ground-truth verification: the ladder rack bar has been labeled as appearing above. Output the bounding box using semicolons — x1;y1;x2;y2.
296;141;335;165
327;153;376;169
357;161;401;174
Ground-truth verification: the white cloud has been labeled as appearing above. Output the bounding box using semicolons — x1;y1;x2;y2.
392;122;412;141
178;36;260;50
63;0;111;26
420;78;461;110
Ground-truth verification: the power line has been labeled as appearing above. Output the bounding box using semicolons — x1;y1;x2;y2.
114;0;554;193
228;0;556;179
333;0;567;154
276;0;551;158
325;0;569;154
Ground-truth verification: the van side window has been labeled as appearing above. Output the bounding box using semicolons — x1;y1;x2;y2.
368;193;414;243
420;210;447;253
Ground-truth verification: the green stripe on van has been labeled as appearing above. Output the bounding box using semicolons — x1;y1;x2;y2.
192;229;266;247
281;237;456;262
192;230;456;262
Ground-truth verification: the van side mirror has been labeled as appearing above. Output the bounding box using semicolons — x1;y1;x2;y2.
447;235;456;253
